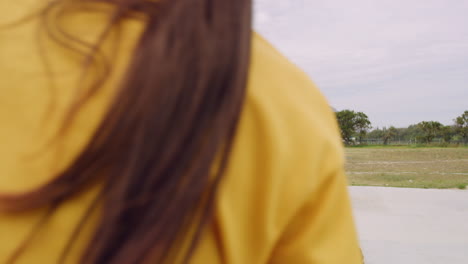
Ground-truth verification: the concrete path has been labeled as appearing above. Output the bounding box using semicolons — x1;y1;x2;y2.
349;186;468;264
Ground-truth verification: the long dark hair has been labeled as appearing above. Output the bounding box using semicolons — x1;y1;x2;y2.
0;0;252;263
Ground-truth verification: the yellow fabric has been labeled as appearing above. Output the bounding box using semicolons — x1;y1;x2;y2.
0;2;361;263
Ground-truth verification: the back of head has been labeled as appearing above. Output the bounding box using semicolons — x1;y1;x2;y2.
0;0;252;263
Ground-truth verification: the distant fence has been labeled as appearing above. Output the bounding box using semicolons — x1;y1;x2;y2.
359;138;466;146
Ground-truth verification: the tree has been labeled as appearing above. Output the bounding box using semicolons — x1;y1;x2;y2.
382;126;398;145
440;126;454;143
336;110;372;145
402;124;424;142
417;121;443;143
367;127;384;139
336;110;357;145
355;112;372;144
454;111;468;144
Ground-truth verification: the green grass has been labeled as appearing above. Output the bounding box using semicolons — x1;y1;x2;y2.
345;147;468;189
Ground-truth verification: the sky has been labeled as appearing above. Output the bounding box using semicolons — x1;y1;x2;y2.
254;0;468;128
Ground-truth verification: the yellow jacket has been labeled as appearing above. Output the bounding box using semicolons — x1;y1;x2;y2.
0;2;361;263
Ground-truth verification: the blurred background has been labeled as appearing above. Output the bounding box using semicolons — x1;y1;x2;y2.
253;3;468;264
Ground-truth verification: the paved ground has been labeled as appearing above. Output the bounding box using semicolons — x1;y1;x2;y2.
349;186;468;264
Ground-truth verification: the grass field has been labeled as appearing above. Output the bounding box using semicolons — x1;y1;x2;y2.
345;147;468;189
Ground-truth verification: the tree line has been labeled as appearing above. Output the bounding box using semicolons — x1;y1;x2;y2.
335;110;468;146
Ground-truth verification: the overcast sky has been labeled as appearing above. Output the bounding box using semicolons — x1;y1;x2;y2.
254;0;468;128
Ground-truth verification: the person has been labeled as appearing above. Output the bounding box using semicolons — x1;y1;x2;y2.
0;0;362;263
